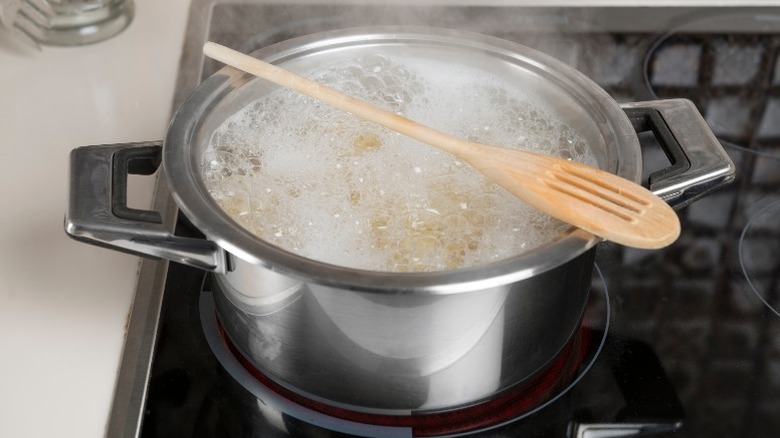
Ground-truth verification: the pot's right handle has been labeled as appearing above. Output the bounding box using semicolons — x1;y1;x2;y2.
65;142;227;274
621;99;736;209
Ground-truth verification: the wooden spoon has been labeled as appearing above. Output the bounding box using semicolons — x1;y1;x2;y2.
203;41;680;249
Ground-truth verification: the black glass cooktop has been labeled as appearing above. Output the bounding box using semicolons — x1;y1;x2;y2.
116;3;780;437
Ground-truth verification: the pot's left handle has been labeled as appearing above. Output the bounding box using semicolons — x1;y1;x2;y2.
65;142;227;274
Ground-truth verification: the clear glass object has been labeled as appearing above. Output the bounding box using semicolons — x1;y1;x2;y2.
43;0;134;46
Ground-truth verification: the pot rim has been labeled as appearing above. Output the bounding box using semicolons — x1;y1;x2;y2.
164;26;639;294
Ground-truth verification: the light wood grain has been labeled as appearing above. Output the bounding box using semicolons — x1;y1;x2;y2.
203;41;681;249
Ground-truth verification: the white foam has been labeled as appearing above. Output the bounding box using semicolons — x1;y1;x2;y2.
202;54;595;272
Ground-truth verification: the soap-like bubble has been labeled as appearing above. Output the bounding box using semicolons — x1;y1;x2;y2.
202;54;595;272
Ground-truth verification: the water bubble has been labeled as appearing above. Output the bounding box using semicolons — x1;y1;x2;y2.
359;75;384;91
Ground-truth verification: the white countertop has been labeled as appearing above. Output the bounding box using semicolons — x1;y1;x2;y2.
0;1;190;436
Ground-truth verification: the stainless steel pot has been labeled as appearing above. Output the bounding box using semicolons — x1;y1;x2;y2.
65;27;735;413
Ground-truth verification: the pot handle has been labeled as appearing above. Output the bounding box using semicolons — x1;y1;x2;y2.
621;99;735;209
65;142;227;273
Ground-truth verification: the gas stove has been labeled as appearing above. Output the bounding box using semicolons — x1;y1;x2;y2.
108;3;780;437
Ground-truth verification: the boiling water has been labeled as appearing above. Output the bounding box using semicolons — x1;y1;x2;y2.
202;54;595;272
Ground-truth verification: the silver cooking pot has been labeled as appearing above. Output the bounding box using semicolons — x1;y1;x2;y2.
65;27;734;413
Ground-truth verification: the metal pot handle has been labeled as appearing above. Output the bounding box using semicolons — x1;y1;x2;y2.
65;142;227;273
621;98;736;209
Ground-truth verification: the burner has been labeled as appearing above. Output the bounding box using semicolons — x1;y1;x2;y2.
199;267;610;437
740;196;780;318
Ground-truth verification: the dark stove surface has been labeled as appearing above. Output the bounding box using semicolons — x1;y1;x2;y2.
123;3;780;437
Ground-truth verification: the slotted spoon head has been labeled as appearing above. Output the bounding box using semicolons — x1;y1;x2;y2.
460;143;681;249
